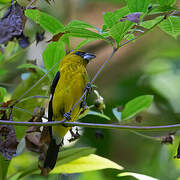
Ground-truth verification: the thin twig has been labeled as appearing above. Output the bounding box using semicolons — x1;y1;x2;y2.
0;119;180;132
11;60;61;106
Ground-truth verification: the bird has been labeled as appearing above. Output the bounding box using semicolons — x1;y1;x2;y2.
42;50;96;175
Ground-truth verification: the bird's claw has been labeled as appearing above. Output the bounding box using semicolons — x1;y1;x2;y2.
63;112;71;121
68;128;81;142
84;83;92;93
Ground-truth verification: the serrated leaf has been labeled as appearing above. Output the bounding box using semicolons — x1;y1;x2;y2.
158;0;176;6
158;16;180;38
42;40;65;77
103;6;130;29
121;95;153;120
0;87;7;102
66;20;95;29
110;20;134;44
118;172;159;180
112;107;121;121
126;0;150;13
25;9;64;34
51;154;123;174
141;17;162;29
65;26;106;40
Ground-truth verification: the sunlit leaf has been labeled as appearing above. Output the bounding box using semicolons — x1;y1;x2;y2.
158;16;180;39
25;9;64;34
126;0;150;13
110;20;134;44
42;40;65;77
103;6;130;29
9;147;96;179
118;172;159;180
51;154;123;174
66;20;95;29
158;0;176;6
65;26;106;40
121;95;153;120
57;147;96;165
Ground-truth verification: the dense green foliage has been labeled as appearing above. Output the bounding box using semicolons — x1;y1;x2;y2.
0;0;180;179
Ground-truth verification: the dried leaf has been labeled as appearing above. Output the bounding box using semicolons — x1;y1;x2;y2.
0;123;18;160
47;32;64;43
0;2;28;48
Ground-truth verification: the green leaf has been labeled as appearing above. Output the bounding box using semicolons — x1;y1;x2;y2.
158;0;176;6
75;39;95;50
17;64;47;75
10;147;96;179
51;154;123;174
65;27;106;40
126;0;150;13
12;73;49;140
57;147;96;165
87;110;110;120
103;6;130;29
121;95;153;120
158;16;180;38
42;40;65;77
0;87;7;102
66;20;95;29
0;154;10;180
118;172;159;180
110;20;134;44
25;9;64;34
112;107;121;121
140;17;162;29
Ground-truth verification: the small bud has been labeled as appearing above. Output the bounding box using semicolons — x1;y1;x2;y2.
94;90;105;112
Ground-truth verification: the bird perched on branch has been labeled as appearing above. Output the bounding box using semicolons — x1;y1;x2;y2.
42;50;96;175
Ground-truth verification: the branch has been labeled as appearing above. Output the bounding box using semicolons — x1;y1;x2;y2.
0;119;180;132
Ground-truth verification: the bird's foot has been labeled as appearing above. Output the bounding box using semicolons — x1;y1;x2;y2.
63;112;71;121
84;83;92;94
68;128;81;142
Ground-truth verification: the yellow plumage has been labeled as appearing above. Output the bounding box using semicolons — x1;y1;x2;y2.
42;50;96;174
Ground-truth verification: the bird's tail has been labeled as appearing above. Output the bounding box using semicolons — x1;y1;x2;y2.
43;138;61;171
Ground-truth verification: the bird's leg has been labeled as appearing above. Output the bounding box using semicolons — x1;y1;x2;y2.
68;128;81;142
80;83;92;109
84;83;92;95
63;111;71;121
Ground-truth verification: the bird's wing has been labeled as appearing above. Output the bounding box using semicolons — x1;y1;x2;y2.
48;71;60;137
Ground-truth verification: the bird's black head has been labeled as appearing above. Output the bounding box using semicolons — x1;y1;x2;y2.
74;51;96;63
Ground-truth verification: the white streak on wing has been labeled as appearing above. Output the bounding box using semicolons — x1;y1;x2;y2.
49;94;52;101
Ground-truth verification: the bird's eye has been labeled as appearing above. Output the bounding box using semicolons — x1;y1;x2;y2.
74;51;86;58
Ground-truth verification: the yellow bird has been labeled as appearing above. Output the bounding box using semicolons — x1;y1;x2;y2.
43;50;96;174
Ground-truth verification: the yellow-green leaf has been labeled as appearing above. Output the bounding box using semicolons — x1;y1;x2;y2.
51;154;123;174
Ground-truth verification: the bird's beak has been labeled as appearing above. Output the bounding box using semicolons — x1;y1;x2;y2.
83;53;96;61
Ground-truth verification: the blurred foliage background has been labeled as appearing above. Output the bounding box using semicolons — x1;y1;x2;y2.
1;0;180;180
